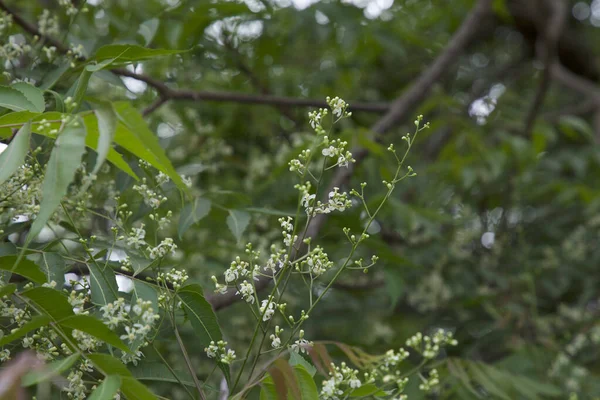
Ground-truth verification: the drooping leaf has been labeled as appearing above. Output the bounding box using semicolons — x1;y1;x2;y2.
0;121;31;187
21;287;74;320
178;197;211;238
0;255;46;284
87;259;119;306
33;252;66;286
92;44;186;63
177;284;229;383
91;102;117;176
113;102;187;190
226;209;251;242
60;314;130;352
26;119;87;244
268;359;301;400
10;82;45;113
87;375;122;400
260;375;278;400
21;354;80;387
0;315;52;346
0;86;40;112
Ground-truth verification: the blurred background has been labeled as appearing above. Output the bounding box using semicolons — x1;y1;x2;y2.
3;0;600;398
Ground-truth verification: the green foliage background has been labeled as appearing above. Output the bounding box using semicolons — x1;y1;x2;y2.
1;0;600;398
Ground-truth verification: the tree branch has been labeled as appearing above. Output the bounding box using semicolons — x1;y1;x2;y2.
522;0;567;135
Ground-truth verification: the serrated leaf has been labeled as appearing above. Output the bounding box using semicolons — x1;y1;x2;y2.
0;121;30;186
288;352;316;377
34;252;66;286
113;102;186;190
93;44;185;62
21;287;74;320
10;82;45;113
60;314;130;352
138;19;160;46
0;255;46;284
88;375;122;400
0;86;39;112
0;315;52;346
91;102;117;176
178;197;211;238
177;284;229;383
293;365;319;399
26;119;87;244
226;210;251;242
22;353;79;387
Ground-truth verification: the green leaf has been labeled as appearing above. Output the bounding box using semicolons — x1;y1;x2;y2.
138;19;160;46
130;363;195;387
33;252;66;286
92;44;185;62
82;113;138;179
0;86;40;112
268;359;301;400
0;315;51;346
22;354;79;387
88;353;132;376
10;82;45;113
0;121;31;187
46;89;65;113
288;352;316;377
91;102;117;176
60;314;130;352
40;63;71;91
293;365;319;399
26;119;87;244
121;376;159;400
177;284;229;383
0;283;16;298
349;383;387;397
468;363;511;400
72;59;117;113
226;210;251;242
113;102;187;190
178;197;211;238
87;259;119;306
21;287;74;320
131;280;159;313
0;255;47;284
87;375;122;400
0;111;38;138
87;356;158;400
260;376;278;400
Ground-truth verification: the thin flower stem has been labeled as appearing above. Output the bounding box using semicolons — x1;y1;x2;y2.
152;343;196;400
171;308;207;400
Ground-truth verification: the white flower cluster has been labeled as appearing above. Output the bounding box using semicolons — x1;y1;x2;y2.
38;9;59;36
125;224;147;249
0;35;32;65
418;369;439;392
300;246;334;277
204;340;237;364
321;137;354;168
405;329;457;359
300;185;352;215
236;280;255;304
148;237;177;259
157;268;189;291
320;361;363;400
133;178;168;209
259;296;286;322
0;160;44;227
308;108;328;134
100;298;128;328
279;216;298;248
290;329;313;354
326;96;352;119
270;325;284;348
72;329;101;351
0;11;12;36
